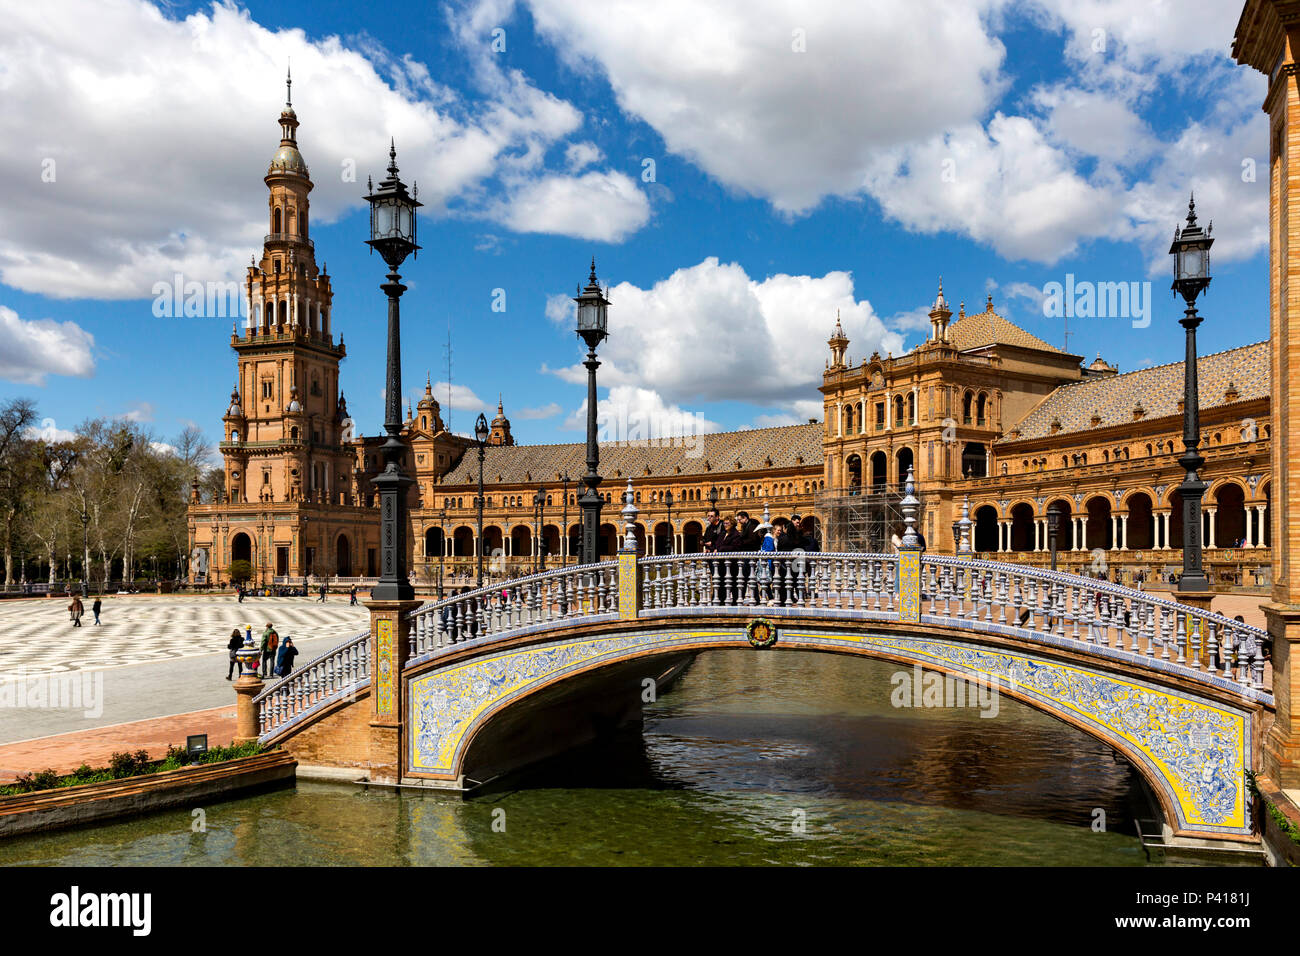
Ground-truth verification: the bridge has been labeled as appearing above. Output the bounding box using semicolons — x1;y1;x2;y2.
246;542;1272;848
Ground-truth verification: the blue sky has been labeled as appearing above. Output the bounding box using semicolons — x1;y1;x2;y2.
0;0;1272;454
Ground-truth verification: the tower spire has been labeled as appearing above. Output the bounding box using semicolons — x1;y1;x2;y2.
286;61;292;108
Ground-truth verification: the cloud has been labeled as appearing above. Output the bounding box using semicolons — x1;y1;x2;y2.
25;419;78;442
494;169;650;241
545;257;903;418
150;441;177;455
0;306;95;386
516;0;1007;214
516;402;562;419
564;385;721;440
0;0;651;300
564;141;603;171
431;381;493;414
123;402;155;423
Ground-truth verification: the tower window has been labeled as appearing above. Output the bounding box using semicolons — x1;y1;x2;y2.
261;380;273;400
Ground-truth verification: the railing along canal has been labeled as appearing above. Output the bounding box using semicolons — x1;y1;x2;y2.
401;551;1270;698
254;630;369;738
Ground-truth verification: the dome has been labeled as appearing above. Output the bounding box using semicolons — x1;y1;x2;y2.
931;277;948;313
286;385;302;413
268;143;309;177
226;387;243;417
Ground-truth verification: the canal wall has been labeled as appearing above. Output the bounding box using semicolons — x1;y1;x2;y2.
0;750;296;838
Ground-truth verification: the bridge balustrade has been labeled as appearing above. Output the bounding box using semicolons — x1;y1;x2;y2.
253;630;369;737
256;552;1273;742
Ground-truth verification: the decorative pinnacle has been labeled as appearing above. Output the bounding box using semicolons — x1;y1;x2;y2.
387;139;398;176
621;478;639;552
1186;192;1197;226
899;466;920;550
286;61;292;108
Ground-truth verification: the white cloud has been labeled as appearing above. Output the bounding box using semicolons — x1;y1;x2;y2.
517;0;1007;214
431;381;493;414
123;402;155;423
517;402;562;419
25;419;78;442
0;306;95;386
564;141;603;171
0;0;650;300
546;257;902;418
495;170;650;241
564;385;721;440
151;441;177;455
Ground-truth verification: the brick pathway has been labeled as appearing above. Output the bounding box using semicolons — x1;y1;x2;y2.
0;705;236;783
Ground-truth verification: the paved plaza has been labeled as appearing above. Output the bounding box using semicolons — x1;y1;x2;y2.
0;594;368;678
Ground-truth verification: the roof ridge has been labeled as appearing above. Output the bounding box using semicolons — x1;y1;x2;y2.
1040;339;1268;396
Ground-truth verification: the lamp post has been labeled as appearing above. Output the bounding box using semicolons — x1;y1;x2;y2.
475;413;489;587
80;510;89;598
1047;502;1062;572
708;485;719;516
664;489;674;554
574;259;609;565
1169;195;1213;593
533;487;546;573
364;141;421;603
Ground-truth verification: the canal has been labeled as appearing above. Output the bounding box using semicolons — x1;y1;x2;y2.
0;651;1153;865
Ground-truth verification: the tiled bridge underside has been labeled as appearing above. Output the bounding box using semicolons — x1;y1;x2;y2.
404;616;1266;841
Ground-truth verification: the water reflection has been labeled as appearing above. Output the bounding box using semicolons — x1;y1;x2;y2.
0;650;1150;866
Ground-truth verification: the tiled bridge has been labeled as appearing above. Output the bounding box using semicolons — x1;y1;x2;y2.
251;550;1273;845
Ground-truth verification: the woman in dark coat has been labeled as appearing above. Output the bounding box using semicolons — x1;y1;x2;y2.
226;628;243;680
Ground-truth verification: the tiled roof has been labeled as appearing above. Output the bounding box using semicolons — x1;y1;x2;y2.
438;423;824;486
946;307;1063;354
1001;341;1269;442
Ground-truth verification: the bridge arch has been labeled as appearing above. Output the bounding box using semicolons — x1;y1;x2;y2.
402;617;1258;840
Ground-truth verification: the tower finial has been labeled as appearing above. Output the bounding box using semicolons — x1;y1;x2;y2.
286;60;292;108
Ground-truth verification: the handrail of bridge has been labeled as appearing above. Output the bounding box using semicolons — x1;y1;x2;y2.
404;550;1270;700
254;630;369;739
407;560;621;657
918;556;1269;694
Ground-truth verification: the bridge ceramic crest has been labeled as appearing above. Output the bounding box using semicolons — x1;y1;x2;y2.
406;626;1251;837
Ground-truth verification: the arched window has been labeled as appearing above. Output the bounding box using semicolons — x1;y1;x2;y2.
962;391;974;424
273;207;282;233
976;393;987;425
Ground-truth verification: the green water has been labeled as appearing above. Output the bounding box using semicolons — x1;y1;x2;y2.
0;652;1152;865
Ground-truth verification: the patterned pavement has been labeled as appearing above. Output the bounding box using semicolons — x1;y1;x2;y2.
0;595;369;679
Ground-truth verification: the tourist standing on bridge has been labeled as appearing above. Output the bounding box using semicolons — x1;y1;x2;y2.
702;509;722;553
259;623;278;678
92;595;102;625
275;637;298;677
226;628;243;680
68;594;84;627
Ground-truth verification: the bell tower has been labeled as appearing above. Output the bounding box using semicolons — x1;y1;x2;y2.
223;72;352;507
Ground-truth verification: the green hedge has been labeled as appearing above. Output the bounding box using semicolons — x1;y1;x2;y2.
0;741;267;796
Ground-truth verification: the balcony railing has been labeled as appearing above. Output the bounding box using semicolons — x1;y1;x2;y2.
264;233;314;250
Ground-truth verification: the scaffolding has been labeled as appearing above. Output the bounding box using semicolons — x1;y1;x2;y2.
816;484;934;553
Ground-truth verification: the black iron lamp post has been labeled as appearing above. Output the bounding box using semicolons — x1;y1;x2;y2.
533;487;547;573
80;510;89;598
1170;195;1213;592
708;486;719;516
574;260;610;565
1047;502;1062;572
664;489;674;554
952;517;961;554
364;141;421;603
475;413;489;587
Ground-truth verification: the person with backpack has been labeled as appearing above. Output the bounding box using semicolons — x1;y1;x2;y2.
259;622;279;678
226;628;243;680
275;637;298;677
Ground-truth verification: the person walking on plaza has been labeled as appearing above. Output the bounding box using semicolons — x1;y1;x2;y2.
318;583;327;603
275;637;298;678
259;622;278;678
91;596;102;625
237;585;245;603
68;594;84;627
226;628;243;680
349;584;358;606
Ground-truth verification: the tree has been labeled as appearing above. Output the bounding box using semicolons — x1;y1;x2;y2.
228;559;253;584
0;398;39;585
